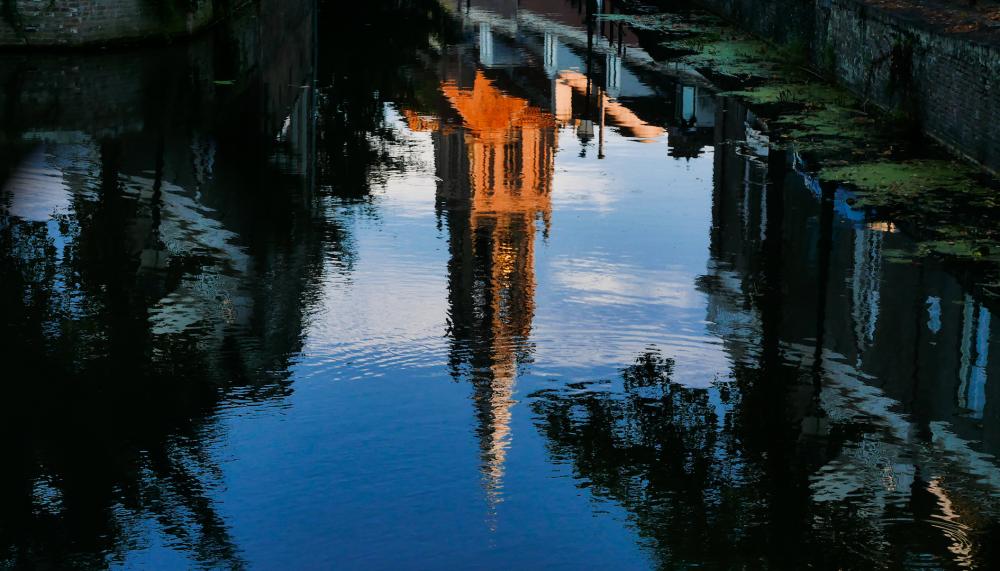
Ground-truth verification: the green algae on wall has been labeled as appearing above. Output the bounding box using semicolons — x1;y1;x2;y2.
721;82;849;106
597;10;882;156
777;105;878;153
820;160;1000;264
601;5;1000;281
676;38;781;77
597;11;778;77
818;160;984;197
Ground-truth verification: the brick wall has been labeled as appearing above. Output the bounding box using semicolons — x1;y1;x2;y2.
688;0;816;48
0;0;216;46
816;0;1000;173
0;0;312;138
695;0;1000;174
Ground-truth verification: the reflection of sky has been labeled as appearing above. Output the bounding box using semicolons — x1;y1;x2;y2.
195;99;660;568
192;88;708;566
10;47;999;571
537;129;724;384
302;100;724;385
17;4;994;564
304;111;450;380
3;146;74;222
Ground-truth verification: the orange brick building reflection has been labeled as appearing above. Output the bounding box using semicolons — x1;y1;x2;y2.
406;69;555;512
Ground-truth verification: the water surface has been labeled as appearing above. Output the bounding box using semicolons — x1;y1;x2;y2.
2;0;1000;568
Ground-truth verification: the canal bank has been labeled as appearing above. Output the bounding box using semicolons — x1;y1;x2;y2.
683;0;1000;174
587;0;1000;302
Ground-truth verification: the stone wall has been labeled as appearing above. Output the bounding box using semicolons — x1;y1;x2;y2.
0;0;313;140
0;0;218;46
815;0;1000;173
692;0;1000;174
684;0;816;49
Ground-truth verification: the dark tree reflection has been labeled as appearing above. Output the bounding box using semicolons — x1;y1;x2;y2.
531;350;767;568
530;348;929;567
529;93;1000;568
316;0;462;198
0;2;335;567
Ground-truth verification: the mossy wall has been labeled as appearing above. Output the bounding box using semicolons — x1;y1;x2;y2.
693;0;1000;174
816;0;1000;174
0;0;313;135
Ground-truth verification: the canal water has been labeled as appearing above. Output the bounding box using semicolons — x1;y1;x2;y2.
2;0;1000;568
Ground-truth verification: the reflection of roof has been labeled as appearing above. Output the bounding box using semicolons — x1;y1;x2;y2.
441;72;555;138
410;70;556;217
557;70;665;142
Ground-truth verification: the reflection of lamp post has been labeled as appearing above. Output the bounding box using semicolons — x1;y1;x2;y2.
598;87;606;159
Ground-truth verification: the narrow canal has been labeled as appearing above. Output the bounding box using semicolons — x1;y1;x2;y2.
1;0;999;568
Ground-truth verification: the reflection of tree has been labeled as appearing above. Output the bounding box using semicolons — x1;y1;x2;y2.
0;149;251;567
529;100;1000;567
315;0;462;198
531;350;769;567
0;128;339;566
531;347;898;567
0;42;333;571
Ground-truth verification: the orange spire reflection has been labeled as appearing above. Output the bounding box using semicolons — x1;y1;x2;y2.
408;70;554;516
440;71;556;222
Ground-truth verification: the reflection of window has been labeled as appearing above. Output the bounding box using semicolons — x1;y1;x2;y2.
605;53;621;98
736;153;767;243
681;85;696;125
479;23;493;67
926;296;942;334
851;227;882;359
544;32;558;78
958;295;990;419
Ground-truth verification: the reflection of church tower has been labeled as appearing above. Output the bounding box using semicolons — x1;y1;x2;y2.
442;71;554;513
410;69;555;514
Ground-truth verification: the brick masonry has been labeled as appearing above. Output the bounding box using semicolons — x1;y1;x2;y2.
695;0;1000;174
0;0;216;46
0;0;313;139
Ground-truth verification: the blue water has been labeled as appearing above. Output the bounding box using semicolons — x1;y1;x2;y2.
2;0;1000;568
